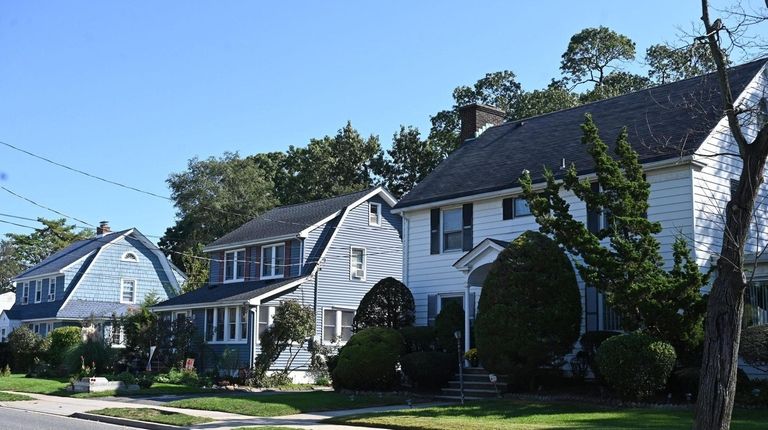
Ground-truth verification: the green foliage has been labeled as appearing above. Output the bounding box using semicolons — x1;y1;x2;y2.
332;327;404;391
579;71;650;102
8;327;47;373
475;231;581;380
352;277;415;332
373;126;447;198
253;300;315;378
180;243;208;293
155;368;200;386
47;326;83;371
646;42;716;84
560;26;636;87
520;115;707;362
399;326;437;353
464;348;479;367
65;338;116;376
739;325;768;372
595;333;676;400
511;80;580;120
1;364;10;377
120;302;198;371
400;351;455;389
434;301;463;352
578;330;621;379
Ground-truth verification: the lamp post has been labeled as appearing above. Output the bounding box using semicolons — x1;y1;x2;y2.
454;330;464;405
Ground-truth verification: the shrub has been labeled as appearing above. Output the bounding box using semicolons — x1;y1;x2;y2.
435;301;464;352
48;327;83;372
135;372;155;389
595;333;676;400
399;326;437;353
154;368;200;386
475;231;582;381
464;348;479;367
110;371;137;385
400;351;455;389
579;330;621;379
332;327;404;391
740;325;768;372
64;339;116;376
8;327;47;373
352;277;415;332
1;364;10;377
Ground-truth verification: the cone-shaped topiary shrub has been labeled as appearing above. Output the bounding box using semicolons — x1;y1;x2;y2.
475;230;581;382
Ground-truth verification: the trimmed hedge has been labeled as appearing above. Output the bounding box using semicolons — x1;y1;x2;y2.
332;327;404;391
48;326;83;373
401;351;455;389
596;333;676;400
399;326;437;353
435;301;464;352
352;277;415;332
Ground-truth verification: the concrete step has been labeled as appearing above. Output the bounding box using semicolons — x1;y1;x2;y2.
462;367;490;375
440;387;501;398
434;395;486;402
451;373;507;384
447;380;507;390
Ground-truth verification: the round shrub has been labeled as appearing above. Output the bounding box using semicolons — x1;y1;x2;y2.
64;339;116;376
399;326;437;353
595;333;676;400
475;231;582;380
48;327;83;372
401;351;455;389
332;327;404;391
435;301;464;352
352;277;415;332
8;326;46;373
740;325;768;372
579;330;621;379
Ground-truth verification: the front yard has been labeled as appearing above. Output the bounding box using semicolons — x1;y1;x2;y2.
0;374;209;398
328;399;768;430
88;407;214;426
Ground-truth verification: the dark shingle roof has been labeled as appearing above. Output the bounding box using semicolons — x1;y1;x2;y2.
152;277;302;308
13;230;130;279
4;300;135;321
206;188;375;248
396;59;767;209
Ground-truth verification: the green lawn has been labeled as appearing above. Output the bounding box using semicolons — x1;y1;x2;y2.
0;374;209;398
0;374;69;394
88;408;213;426
328;399;768;430
0;392;34;401
168;391;409;417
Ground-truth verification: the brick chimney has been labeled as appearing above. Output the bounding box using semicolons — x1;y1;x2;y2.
96;221;111;235
458;103;506;143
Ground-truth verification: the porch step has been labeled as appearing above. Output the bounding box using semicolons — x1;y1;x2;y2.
433;395;486;401
439;366;507;401
447;380;507;390
440;387;501;398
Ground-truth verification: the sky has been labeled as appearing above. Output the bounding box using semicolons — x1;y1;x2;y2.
0;1;735;241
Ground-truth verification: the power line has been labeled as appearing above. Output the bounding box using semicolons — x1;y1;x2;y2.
0;219;38;230
1;186;94;227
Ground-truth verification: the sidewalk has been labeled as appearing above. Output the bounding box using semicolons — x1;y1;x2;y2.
0;391;435;429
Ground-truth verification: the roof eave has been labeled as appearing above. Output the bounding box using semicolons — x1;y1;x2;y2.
203;233;301;253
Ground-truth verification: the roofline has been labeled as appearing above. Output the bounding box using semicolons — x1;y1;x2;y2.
129;229;186;293
392;155;699;213
248;277;308;305
453;238;508;271
12;271;63;282
298;211;343;238
203;233;300;253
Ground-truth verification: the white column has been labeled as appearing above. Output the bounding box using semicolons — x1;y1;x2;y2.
464;283;471;355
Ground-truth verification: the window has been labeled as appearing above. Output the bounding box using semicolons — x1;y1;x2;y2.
514;198;532;217
22;283;29;305
205;306;249;343
228;306;237;340
110;325;125;346
261;244;285;279
257;305;275;341
206;309;215;342
33;324;40;334
240;307;248;341
216;307;225;341
121;279;136;303
503;197;533;220
442;208;463;251
34;281;42;303
323;309;355;343
121;252;138;262
48;278;56;301
1;328;5;342
224;249;245;282
369;202;382;226
350;247;366;280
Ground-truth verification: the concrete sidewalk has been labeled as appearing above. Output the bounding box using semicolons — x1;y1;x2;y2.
0;390;436;429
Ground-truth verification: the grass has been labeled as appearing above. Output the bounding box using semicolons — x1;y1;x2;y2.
88;407;213;426
328;399;768;430
168;391;409;417
0;374;211;398
0;392;34;401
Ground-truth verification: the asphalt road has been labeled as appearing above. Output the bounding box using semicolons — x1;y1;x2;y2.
0;407;129;430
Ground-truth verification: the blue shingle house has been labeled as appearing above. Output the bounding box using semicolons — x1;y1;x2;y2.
152;187;403;381
0;222;184;343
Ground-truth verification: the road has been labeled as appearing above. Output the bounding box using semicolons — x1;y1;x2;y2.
0;407;129;430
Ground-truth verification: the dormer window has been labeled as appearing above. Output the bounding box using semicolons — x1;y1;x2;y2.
224;249;245;282
369;202;382;226
48;277;56;301
121;252;139;262
262;244;285;279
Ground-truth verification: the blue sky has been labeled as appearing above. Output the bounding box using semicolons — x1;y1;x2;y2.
0;1;717;240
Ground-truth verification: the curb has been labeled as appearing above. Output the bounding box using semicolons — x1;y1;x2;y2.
71;412;186;430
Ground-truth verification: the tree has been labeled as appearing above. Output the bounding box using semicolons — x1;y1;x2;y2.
475;231;582;382
646;42;717;84
8;326;46;373
520;115;708;358
180;243;208;294
739;325;768;373
253;300;314;378
160;152;279;268
276;122;381;205
579;71;651;102
560;26;637;88
372;126;445;198
695;2;768;428
434;301;464;352
510;80;580;120
352;277;415;332
0;218;92;292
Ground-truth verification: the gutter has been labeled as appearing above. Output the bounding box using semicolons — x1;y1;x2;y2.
203;233;300;253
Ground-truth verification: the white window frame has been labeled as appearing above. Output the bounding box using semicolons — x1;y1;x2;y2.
441;207;464;252
22;283;29;305
349;247;367;281
34;280;42;303
121;251;139;262
48;277;57;301
437;293;465;314
204;306;248;344
224;249;246;283
120;278;137;304
322;308;355;344
256;305;276;344
33;323;40;334
368;202;382;227
261;244;285;280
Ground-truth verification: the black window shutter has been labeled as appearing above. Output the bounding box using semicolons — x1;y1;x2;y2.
502;198;514;220
462;203;473;251
587;182;600;234
427;294;438;326
468;292;476;319
430;208;440;255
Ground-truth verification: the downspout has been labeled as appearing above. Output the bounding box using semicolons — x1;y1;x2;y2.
249;306;257;367
464;282;471;356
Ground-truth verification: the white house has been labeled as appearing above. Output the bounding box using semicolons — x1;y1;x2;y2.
392;59;768;378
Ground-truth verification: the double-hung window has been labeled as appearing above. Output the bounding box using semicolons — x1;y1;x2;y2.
369;202;382;226
121;279;136;303
261;244;285;279
442;208;463;251
34;281;42;303
205;306;249;343
323;309;354;343
22;283;29;305
48;278;56;301
350;247;366;280
224;249;245;282
257;305;275;341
